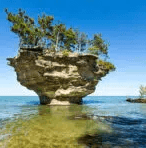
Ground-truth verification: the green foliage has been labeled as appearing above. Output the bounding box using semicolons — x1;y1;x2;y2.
51;23;66;48
64;28;77;50
88;46;100;55
5;8;115;73
5;9;108;55
38;14;54;36
5;9;44;46
62;49;70;57
97;60;116;72
75;30;88;52
88;34;109;56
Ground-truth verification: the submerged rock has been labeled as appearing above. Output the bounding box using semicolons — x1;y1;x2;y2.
7;48;110;105
68;113;92;120
126;98;146;103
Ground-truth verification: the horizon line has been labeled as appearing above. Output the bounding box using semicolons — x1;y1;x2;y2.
0;95;139;97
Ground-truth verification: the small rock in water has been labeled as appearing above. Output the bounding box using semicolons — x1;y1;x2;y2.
126;98;146;103
68;113;91;120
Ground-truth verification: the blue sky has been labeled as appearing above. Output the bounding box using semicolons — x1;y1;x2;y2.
0;0;146;96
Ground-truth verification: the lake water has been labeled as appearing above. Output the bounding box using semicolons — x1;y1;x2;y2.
0;96;146;147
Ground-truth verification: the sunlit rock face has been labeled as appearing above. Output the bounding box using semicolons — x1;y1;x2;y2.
7;48;108;105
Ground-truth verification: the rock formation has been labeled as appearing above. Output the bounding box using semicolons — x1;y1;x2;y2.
126;98;146;103
7;47;110;105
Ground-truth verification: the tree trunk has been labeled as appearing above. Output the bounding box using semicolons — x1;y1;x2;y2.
55;32;60;52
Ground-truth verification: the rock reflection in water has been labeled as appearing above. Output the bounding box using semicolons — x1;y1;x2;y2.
2;104;113;148
4;104;143;148
38;105;138;148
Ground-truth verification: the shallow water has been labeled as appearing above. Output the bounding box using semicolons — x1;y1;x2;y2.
0;104;111;147
0;96;146;147
84;96;146;147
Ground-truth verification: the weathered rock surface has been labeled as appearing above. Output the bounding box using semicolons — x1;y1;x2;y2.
126;98;146;103
7;48;109;105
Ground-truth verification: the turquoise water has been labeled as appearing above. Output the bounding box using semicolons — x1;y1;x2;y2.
0;96;39;119
0;96;39;128
84;96;146;118
0;96;146;147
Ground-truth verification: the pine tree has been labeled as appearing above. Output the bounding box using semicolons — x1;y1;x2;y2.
75;29;87;53
88;34;109;56
63;28;77;51
51;23;66;51
5;8;44;47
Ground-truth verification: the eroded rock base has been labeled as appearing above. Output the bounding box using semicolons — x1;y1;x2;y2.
39;96;83;105
39;96;51;105
49;99;70;106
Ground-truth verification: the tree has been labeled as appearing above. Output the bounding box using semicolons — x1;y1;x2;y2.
38;14;54;47
75;29;88;52
5;8;44;47
6;8;115;72
139;85;146;99
63;28;77;51
88;34;109;56
51;23;66;51
80;33;88;52
5;8;114;71
5;9;109;54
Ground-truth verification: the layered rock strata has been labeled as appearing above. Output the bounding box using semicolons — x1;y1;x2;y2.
7;48;109;105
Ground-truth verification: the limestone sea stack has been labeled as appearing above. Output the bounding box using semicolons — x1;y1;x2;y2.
7;47;110;105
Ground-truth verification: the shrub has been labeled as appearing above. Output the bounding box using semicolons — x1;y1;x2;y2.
62;49;70;57
97;60;115;72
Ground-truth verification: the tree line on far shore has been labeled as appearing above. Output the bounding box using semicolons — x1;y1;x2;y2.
5;8;115;72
